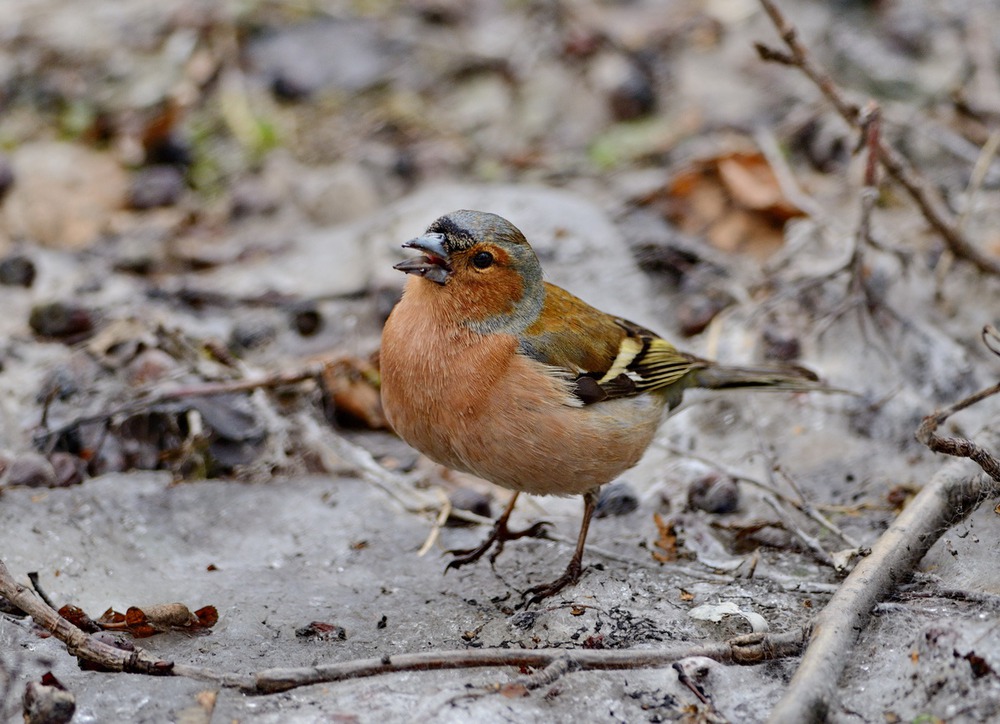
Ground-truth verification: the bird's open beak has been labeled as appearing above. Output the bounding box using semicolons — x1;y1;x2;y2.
394;232;452;285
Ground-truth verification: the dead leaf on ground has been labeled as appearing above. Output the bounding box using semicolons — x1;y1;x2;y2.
319;353;387;429
57;605;100;633
641;149;805;260
652;512;680;563
69;602;221;638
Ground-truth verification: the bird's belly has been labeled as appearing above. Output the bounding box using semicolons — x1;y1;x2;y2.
464;393;665;496
382;343;666;496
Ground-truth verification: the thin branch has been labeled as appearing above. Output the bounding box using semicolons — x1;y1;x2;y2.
755;0;1000;276
0;560;174;676
238;628;806;694
915;326;1000;482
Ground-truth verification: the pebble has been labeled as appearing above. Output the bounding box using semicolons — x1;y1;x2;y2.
0;254;37;287
608;64;657;121
290;303;323;337
29;301;96;341
762;323;802;362
0;154;14;203
127;165;185;209
595;481;640;518
248;19;404;99
23;677;76;724
447;488;493;526
123;348;181;386
5;453;58;488
676;292;730;337
687;473;740;515
49;452;86;487
229;319;278;351
1;142;127;249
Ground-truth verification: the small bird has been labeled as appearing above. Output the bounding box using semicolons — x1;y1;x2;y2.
380;210;825;605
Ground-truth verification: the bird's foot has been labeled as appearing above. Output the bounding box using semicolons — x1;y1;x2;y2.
446;520;550;571
519;557;584;608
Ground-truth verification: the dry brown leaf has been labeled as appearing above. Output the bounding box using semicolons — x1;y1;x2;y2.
58;604;100;633
87;602;217;637
320;354;387;429
656;149;805;260
652;512;679;563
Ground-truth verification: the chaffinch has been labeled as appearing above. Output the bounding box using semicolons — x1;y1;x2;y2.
380;210;824;605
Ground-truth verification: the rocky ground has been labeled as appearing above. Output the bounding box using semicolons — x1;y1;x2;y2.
1;0;1000;722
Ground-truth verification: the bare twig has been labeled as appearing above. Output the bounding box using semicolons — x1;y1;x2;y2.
762;495;835;569
26;572;56;610
768;430;1000;724
811;104;893;342
0;560;174;676
238;629;806;694
916;326;1000;482
417;489;453;556
956;129;1000;233
755;0;1000;276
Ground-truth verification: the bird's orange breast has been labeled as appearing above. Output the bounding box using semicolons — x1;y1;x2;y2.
380;279;667;496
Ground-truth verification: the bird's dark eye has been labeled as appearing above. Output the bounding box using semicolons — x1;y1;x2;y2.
472;251;494;269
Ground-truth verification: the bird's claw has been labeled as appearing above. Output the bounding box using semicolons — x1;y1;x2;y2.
519;558;584;608
445;520;551;572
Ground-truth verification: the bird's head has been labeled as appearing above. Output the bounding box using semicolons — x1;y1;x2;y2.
394;210;544;331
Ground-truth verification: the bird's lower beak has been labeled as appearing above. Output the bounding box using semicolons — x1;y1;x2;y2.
394;232;452;285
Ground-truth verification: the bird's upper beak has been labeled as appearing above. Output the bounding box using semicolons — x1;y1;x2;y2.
394;232;452;285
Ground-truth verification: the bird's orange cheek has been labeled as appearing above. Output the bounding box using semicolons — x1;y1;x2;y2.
452;268;526;321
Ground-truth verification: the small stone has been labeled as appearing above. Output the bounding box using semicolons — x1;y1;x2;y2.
92;631;135;650
49;452;86;487
676;293;727;337
248;19;404;99
294;162;380;226
229;319;278;351
447;488;492;526
595;481;639;518
123;348;181;386
0;154;14;203
295;621;347;641
290;303;323;337
0;254;37;287
609;66;657;122
229;177;281;219
5;453;58;488
2;142;127;250
23;676;75;724
127;165;185;209
687;474;740;514
762;324;802;362
29;301;96;341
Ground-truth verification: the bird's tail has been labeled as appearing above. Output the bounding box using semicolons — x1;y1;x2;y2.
691;362;827;392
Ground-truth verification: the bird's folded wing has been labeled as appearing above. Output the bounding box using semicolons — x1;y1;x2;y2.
519;283;704;404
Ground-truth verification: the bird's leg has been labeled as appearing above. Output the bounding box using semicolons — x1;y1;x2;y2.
521;489;599;607
446;492;550;570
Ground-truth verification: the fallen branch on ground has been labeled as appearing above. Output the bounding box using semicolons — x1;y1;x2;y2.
755;0;1000;276
180;628;808;695
0;560;173;676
